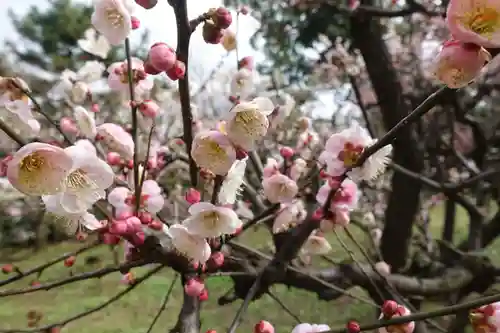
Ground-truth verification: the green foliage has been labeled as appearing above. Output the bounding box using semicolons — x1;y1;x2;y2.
7;0;94;72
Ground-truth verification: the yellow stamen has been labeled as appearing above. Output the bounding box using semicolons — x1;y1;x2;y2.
463;6;500;37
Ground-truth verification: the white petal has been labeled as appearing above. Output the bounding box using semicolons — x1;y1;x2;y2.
188;202;216;216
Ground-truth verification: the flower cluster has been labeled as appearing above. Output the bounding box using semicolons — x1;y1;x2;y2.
432;0;500;88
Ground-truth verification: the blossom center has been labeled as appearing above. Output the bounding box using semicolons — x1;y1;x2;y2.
234;110;262;134
65;168;94;191
464;7;500;36
201;138;227;160
202;211;220;229
337;142;363;167
105;7;125;28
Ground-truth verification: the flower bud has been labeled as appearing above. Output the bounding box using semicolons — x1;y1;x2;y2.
198;288;209;301
238;56;254;70
208;251;225;268
109;220;128;235
149;220;164;230
382;300;399;317
107;152;122;166
139;100;160;118
126;216;142;233
148;42;176;72
131;231;145;246
2;264;13;274
131;16;140;29
184;278;205;297
134;0;158;9
202;21;224;44
254;320;274;333
279;146;294;159
102;233;121;245
211;7;232;29
185;188;201;204
60;117;78;134
64;256;76;267
347;321;360;333
166;60;186;80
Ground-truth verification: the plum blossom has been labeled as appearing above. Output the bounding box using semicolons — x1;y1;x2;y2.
262;173;298;203
77;28;111;59
74;106;97;139
272;200;307;234
469;302;500;333
432;40;491;88
167;224;211;264
316;179;359;212
191;131;237;175
42;144;114;214
43;196;105;233
0;100;40;137
263;158;280;178
107;58;153;97
49;62;105;104
218;157;247;205
378;305;415;333
97;123;135;160
182;202;242;238
320;124;392;180
108;179;165;215
0;77;30;107
290;158;307;181
301;232;332;255
225;97;274;150
230;67;254;99
74;139;98;156
446;0;500;48
7;143;73;196
291;323;331;333
91;0;135;46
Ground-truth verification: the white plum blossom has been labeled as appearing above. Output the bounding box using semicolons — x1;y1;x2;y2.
74;106;97;139
230;67;254;99
182;202;242;238
108;179;165;215
74;139;97;156
42;144;114;214
262;173;298;203
319;123;392;181
191;130;237;175
77;28;111;59
218;157;247;205
44;197;105;233
97;123;135;160
225;97;274;150
272;201;307;234
167;224;211;264
0;100;40;137
7;143;73;196
291;323;331;333
301;232;332;255
91;0;135;46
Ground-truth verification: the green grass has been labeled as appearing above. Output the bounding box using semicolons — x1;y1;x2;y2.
0;203;499;333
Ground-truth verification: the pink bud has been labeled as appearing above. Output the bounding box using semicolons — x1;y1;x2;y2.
148;43;176;72
432;40;491;89
131;231;145;246
125;216;142;233
139;100;160;118
116;211;133;220
184;278;205;297
149;220;164;230
144;59;162;75
347;321;360;333
209;252;224;268
166;60;186;81
202;22;224;44
254;320;274;333
382;300;399;317
91;103;100;112
131;16;140;29
107;152;122;166
238;56;253;70
279;146;294;159
236;148;248;160
138;212;153;224
102;233;121;245
109;221;128;235
312;208;323;222
134;0;157;9
60;117;78;134
211;7;232;29
198;288;209;301
185;188;201;204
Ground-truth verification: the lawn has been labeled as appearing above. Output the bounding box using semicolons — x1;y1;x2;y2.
0;203;499;333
